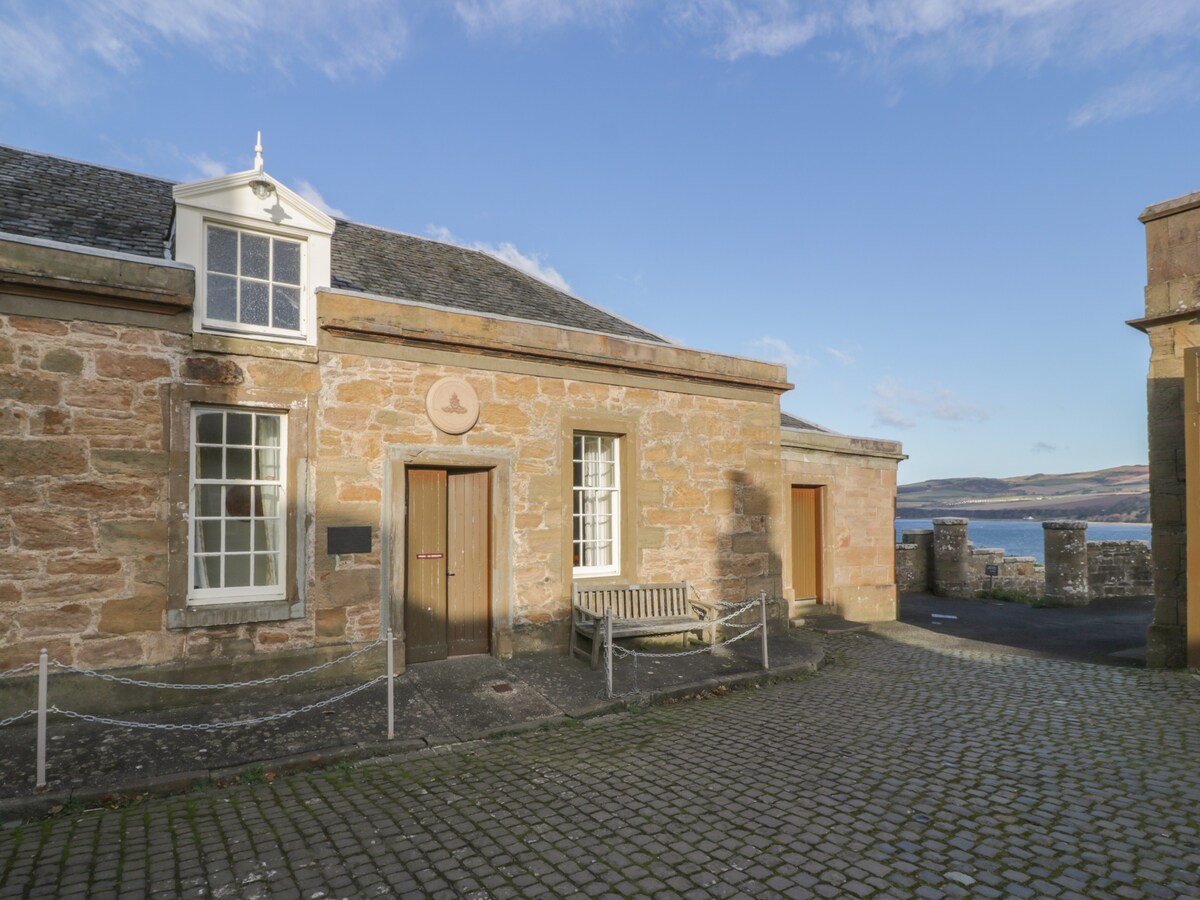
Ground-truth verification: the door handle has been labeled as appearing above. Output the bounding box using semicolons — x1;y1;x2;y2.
447;572;456;576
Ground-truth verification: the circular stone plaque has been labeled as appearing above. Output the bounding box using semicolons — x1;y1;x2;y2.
425;377;480;434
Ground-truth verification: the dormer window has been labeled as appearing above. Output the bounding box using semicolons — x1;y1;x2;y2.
205;225;304;334
172;135;334;348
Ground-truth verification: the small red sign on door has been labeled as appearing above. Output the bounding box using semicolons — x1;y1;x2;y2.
416;553;444;559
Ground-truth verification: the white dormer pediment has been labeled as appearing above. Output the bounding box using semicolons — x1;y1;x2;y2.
172;136;333;347
173;170;336;235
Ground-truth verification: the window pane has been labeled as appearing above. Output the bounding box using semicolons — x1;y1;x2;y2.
255;448;280;481
253;553;278;586
241;233;269;280
226;413;252;446
226;447;252;480
195;520;222;553
272;286;300;331
252;520;275;553
197;485;223;517
273;239;300;285
207;226;237;275
225;485;252;517
207;274;237;322
194;555;221;590
197;446;222;479
254;485;280;518
225;555;251;588
196;411;223;444
225;519;251;553
241;280;269;327
256;415;280;447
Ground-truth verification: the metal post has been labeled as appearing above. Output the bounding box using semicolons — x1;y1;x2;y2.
760;591;769;670
386;629;395;741
604;604;614;700
36;648;48;792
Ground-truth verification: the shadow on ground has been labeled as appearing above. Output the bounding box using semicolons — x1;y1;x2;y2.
898;591;1152;668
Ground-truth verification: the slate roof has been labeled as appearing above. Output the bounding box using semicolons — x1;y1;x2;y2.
0;145;663;343
781;411;835;433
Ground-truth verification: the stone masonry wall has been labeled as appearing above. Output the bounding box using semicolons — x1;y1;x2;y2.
895;529;931;593
1088;541;1153;599
1;308;785;671
780;442;901;622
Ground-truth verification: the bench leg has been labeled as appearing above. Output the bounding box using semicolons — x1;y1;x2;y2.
568;622;577;658
591;630;602;670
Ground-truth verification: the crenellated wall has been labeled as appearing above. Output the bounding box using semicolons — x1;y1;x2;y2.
896;519;1150;604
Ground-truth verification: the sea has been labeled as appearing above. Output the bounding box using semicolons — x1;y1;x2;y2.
894;519;1151;565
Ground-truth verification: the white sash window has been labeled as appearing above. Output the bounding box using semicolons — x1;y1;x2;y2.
189;407;287;605
572;433;619;577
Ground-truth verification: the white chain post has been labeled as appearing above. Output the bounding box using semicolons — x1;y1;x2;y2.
605;604;614;700
760;590;769;670
36;648;48;792
386;629;395;741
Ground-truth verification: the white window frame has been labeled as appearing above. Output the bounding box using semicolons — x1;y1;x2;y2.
188;406;288;606
572;433;621;578
200;222;309;341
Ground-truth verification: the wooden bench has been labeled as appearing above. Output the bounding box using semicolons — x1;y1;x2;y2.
569;581;716;669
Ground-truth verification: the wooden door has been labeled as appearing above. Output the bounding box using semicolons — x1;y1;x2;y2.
405;468;490;663
447;470;490;655
791;486;822;602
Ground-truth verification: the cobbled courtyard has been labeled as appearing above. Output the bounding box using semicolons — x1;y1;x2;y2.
2;624;1199;899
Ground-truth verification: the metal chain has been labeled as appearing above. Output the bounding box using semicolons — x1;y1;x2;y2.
0;662;38;679
48;639;385;691
612;621;763;660
48;675;388;732
0;709;37;728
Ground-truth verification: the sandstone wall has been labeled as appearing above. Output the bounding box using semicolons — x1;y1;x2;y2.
1;289;788;673
780;432;904;622
1088;540;1153;599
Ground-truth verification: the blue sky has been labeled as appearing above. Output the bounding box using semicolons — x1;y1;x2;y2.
2;0;1196;483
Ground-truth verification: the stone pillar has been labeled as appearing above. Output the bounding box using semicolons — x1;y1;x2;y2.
932;518;970;597
901;529;933;592
1043;520;1089;607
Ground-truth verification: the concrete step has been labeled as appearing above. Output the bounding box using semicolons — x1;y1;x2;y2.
789;604;870;634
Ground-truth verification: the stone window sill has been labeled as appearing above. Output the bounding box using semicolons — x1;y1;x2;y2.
167;598;304;629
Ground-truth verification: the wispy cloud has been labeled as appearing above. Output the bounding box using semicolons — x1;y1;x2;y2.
750;336;803;368
871;377;988;429
1032;441;1057;453
1069;66;1200;127
0;0;409;103
454;0;635;34
295;180;347;219
187;154;229;180
427;224;571;292
826;345;856;366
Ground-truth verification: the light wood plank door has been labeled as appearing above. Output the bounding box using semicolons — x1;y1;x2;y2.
405;468;490;663
791;486;823;602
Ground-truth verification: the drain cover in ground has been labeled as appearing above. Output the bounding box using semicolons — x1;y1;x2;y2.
491;683;513;693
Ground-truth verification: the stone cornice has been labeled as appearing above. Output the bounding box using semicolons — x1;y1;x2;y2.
0;235;193;315
781;427;906;461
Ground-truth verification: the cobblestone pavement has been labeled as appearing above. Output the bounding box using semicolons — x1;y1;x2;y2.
3;625;1199;899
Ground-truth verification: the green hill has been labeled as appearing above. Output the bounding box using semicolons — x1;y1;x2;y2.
898;465;1149;523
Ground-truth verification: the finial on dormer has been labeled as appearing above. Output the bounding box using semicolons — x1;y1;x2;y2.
254;131;264;172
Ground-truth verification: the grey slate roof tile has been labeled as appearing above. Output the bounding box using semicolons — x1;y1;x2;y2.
0;145;663;342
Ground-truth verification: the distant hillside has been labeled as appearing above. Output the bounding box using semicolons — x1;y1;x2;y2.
897;465;1149;523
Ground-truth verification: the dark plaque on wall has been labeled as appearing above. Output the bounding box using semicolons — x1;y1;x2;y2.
327;526;372;555
985;564;999;577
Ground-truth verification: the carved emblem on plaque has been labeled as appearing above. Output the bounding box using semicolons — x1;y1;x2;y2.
426;377;480;434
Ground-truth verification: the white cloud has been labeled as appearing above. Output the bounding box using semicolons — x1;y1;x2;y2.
295;180;347;219
1069;67;1199;127
0;0;409;102
187;154;229;180
870;377;988;428
826;345;856;366
750;336;803;367
426;224;571;292
454;0;635;34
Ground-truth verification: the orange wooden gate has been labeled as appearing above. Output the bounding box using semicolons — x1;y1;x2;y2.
405;468;491;663
790;486;823;602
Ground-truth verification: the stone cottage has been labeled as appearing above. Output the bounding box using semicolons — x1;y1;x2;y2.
0;141;903;683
